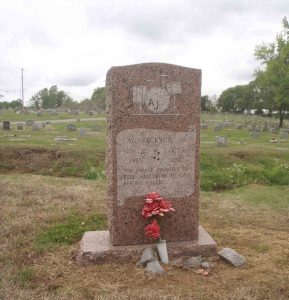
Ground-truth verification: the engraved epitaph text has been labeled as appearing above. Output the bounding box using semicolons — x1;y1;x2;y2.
117;128;196;205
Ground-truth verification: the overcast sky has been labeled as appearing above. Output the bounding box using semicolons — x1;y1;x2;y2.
0;0;287;104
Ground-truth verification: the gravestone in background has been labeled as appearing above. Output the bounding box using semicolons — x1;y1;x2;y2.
78;63;216;263
3;121;10;130
26;120;34;126
216;136;228;147
32;122;42;131
67;124;76;131
17;122;24;130
271;127;279;134
280;131;288;139
79;128;86;136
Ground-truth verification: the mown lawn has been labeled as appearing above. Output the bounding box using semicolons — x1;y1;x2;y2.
1;174;289;300
0;110;103;122
1;112;289;299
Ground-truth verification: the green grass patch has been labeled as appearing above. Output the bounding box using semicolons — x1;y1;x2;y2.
224;185;289;209
85;163;106;180
200;148;289;191
34;214;107;251
1;112;289;191
16;267;36;288
0;110;103;122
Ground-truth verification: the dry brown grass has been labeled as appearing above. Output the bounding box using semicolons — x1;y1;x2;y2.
1;174;289;300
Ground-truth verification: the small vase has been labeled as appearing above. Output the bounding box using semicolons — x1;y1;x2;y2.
157;240;169;264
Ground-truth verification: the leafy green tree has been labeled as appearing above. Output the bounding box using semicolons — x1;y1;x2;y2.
253;70;275;116
0;99;22;109
30;86;73;109
201;95;210;111
217;84;254;113
78;98;92;110
60;97;78;109
90;87;105;111
201;95;217;112
254;17;289;127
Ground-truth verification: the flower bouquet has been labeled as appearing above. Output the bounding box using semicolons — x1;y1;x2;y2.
141;192;175;263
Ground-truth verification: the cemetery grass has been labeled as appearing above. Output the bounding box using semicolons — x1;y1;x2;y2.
0;120;106;177
0;110;104;122
1;174;289;299
1;114;289;190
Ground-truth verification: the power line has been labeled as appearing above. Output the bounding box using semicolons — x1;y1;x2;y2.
0;89;21;92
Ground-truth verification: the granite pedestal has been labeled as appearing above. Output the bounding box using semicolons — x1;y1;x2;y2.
77;225;217;264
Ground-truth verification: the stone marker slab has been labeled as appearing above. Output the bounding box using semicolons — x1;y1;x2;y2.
138;246;157;266
106;63;201;246
79;128;86;136
67;124;76;131
16;123;24;130
218;248;246;267
146;260;164;275
76;225;217;264
26;120;34;126
216;136;227;147
3;121;10;130
280;131;288;139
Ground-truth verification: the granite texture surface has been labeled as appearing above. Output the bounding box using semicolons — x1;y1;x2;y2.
106;62;201;246
76;226;217;264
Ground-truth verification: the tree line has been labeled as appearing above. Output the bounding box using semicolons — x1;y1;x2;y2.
0;99;22;109
28;86;105;112
216;17;289;127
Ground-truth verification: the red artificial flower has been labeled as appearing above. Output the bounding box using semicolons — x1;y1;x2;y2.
142;203;153;218
142;193;175;218
145;219;160;239
142;201;163;218
159;199;175;213
145;192;161;203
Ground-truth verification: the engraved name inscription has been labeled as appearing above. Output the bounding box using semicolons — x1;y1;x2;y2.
116;128;196;206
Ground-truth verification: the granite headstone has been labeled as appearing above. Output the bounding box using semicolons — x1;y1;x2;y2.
67;124;76;131
216;136;227;147
3;121;10;130
17;122;24;130
26;120;34;126
106;63;201;246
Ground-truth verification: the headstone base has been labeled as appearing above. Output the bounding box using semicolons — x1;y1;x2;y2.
76;225;217;265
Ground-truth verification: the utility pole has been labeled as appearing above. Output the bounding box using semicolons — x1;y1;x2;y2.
21;68;24;107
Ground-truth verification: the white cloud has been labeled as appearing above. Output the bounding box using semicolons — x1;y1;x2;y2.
0;0;287;103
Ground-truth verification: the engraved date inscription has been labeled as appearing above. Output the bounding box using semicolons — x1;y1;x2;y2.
116;129;196;205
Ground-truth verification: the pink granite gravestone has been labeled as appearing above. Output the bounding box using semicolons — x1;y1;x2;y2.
77;63;216;263
106;62;201;246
